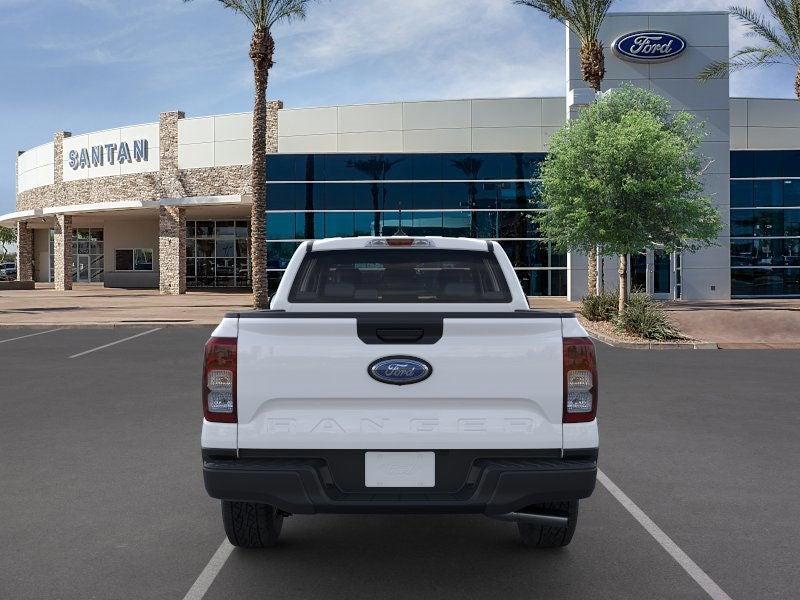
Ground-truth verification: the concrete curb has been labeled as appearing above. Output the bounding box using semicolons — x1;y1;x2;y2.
585;328;719;350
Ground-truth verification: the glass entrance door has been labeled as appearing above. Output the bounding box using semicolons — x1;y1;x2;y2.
71;228;104;283
626;249;674;299
77;256;90;282
630;252;648;293
652;249;672;298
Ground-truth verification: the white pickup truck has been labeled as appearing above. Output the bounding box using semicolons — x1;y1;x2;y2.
202;237;598;548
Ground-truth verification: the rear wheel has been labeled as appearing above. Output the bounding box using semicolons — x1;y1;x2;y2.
517;500;579;548
221;501;284;548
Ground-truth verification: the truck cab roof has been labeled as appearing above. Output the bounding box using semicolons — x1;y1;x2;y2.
309;237;494;252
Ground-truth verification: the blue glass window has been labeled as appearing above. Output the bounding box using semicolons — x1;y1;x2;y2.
529;241;549;268
783;180;800;207
783;151;800;177
324;212;355;238
261;152;562;295
412;183;443;209
441;183;470;209
381;183;415;211
754;180;783;207
551;246;567;268
267;184;298;210
732;268;800;296
551;269;567;295
730;239;799;267
754;151;783;178
442;211;472;237
730;181;754;208
730;151;754;178
411;154;442;180
266;242;301;269
380;211;401;236
266;213;295;240
324;183;353;210
515;153;546;180
266;153;545;183
266;155;297;181
442;154;502;180
353;183;380;211
785;210;800;236
518;270;548;296
294;212;322;240
409;211;443;236
474;212;499;238
354;212;376;236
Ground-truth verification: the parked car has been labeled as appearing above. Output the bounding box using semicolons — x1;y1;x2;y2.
201;237;599;548
0;262;15;281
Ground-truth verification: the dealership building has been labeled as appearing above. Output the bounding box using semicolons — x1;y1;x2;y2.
3;10;800;300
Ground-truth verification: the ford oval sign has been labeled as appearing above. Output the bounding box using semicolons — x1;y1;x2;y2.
613;31;687;63
369;356;432;386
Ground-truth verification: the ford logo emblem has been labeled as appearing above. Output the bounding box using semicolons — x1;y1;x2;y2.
613;31;686;63
368;356;432;386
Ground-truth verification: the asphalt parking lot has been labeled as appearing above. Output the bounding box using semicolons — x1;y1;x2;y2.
2;327;799;599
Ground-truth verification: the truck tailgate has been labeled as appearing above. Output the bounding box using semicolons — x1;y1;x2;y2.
236;315;564;450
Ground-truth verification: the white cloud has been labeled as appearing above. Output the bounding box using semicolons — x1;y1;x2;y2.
267;0;565;102
265;0;796;104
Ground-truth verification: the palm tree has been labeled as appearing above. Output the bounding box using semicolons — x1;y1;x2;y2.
515;0;616;295
184;0;315;309
699;2;800;101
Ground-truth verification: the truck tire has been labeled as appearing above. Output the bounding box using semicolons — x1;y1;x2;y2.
517;501;579;548
221;501;284;548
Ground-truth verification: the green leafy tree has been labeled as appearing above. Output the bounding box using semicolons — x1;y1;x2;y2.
515;0;616;294
536;85;722;312
184;0;316;308
699;2;800;100
0;226;15;263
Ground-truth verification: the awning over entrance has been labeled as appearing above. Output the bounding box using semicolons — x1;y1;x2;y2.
0;194;247;227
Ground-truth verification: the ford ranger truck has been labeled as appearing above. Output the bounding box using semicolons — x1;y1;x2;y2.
202;237;598;548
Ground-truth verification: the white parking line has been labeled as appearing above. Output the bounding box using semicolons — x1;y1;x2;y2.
598;469;733;600
68;328;162;359
0;329;63;344
182;539;233;600
184;473;734;600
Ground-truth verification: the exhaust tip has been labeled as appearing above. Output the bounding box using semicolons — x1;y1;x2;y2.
491;511;569;528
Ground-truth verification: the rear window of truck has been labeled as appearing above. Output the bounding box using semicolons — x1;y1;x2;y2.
288;249;513;303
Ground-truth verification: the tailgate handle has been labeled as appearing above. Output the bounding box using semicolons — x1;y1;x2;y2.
376;328;424;343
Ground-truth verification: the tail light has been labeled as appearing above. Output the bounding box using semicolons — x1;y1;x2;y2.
563;337;598;423
203;337;237;423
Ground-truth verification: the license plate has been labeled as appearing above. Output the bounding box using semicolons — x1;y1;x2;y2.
364;452;435;488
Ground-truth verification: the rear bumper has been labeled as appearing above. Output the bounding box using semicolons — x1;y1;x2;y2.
202;449;597;515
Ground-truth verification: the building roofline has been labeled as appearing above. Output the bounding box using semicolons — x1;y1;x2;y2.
279;96;566;112
606;11;728;16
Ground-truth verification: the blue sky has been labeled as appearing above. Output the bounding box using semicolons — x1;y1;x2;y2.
1;0;797;215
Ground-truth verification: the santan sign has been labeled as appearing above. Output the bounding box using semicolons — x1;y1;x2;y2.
613;31;687;62
68;139;149;170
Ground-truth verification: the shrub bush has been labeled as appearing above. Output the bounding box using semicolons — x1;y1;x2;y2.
615;293;683;340
580;290;619;322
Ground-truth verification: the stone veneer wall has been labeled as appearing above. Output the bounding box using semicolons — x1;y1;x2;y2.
160;111;186;199
181;165;251;197
53;214;73;291
16;102;283;212
16;222;33;281
158;206;186;295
